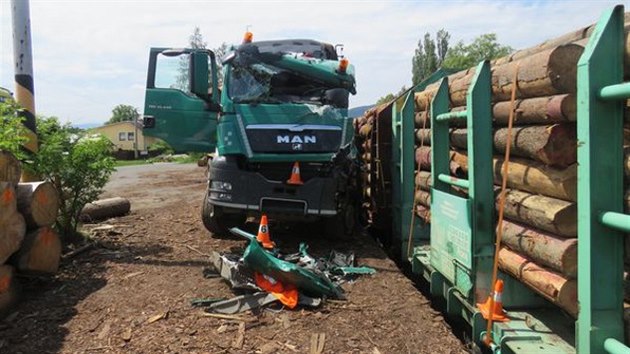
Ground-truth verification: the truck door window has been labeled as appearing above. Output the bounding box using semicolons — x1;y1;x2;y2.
155;53;191;92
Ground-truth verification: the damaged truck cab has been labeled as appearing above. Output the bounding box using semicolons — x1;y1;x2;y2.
143;38;358;237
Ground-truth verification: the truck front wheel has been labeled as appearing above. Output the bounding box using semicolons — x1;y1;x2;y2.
323;202;356;239
201;189;243;237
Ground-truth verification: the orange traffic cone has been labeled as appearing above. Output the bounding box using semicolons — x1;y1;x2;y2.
256;214;275;249
477;279;509;322
286;162;304;185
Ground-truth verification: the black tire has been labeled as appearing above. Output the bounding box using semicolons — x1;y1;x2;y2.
201;189;229;236
323;202;356;239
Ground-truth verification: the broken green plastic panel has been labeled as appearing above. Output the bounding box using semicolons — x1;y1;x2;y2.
230;227;344;298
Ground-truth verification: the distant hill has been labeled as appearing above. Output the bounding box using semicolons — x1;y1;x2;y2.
349;105;372;118
73;123;100;130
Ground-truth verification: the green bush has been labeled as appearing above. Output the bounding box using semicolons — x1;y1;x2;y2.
147;139;174;155
0;100;28;160
30;116;116;242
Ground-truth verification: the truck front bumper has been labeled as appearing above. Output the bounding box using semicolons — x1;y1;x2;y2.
207;157;338;216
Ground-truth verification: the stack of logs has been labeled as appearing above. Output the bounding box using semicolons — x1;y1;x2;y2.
0;150;61;315
356;13;630;318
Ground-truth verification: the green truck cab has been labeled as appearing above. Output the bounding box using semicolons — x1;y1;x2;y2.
143;39;358;237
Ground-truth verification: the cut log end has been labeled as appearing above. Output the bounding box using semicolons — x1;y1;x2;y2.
17;181;60;229
13;227;62;275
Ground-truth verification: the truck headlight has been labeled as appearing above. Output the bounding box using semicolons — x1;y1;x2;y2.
211;181;232;191
210;192;232;201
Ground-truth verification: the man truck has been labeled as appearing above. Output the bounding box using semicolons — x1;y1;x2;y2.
142;35;358;237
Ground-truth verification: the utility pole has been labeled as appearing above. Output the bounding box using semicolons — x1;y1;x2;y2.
11;0;38;154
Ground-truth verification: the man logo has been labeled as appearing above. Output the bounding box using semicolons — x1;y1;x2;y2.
276;135;317;144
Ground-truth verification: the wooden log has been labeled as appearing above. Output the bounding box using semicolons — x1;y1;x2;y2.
80;197;131;222
417;123;577;167
625;147;630;178
494;94;576;125
415;204;430;222
414;146;464;176
0;182;25;264
0;150;21;186
11;227;61;274
502;189;576;237
415;94;577;129
415;170;432;191
499;247;577;316
414;189;431;208
16;181;59;229
358;123;372;138
414;148;577;201
0;182;17;215
414;170;577;237
494;157;577;202
415;44;584;110
501;220;577;277
0;265;18;316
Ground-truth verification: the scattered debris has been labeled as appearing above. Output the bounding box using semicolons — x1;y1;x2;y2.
232;322;245;349
121;327;132;341
207;292;277;314
310;332;326;354
146;311;168;324
190;297;227;307
122;271;144;280
198;227;375;316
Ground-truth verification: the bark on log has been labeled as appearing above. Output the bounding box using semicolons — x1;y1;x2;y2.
0;150;21;186
0;210;26;264
414;148;577;201
498;247;577;316
493;157;577;202
415;204;430;222
414;171;577;237
502;189;577;237
80;197;131;222
414;94;577;129
417;124;577;167
501;220;577;277
0;182;17;215
16;181;59;229
359;123;372;138
0;265;17;316
415;44;584;110
11;227;61;274
414;146;464;176
414;189;431;208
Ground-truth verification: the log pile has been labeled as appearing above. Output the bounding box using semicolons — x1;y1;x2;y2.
355;14;630;318
0;150;61;315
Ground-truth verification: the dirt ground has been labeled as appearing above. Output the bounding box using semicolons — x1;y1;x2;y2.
0;163;467;354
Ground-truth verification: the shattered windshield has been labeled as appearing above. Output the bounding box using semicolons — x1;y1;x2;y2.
228;53;347;106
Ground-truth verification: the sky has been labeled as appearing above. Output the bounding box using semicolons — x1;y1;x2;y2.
0;0;625;126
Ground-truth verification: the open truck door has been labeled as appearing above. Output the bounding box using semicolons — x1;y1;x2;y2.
143;48;220;152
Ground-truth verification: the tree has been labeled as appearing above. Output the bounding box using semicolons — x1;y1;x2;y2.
213;42;229;88
30;116;115;242
0;99;27;160
442;33;513;70
107;104;139;124
176;28;229;91
412;29;450;86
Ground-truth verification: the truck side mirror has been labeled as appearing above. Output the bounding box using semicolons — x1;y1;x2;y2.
191;51;220;109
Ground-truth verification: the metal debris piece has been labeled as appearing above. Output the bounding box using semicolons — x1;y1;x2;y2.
206;292;278;314
231;227;344;299
209;251;259;291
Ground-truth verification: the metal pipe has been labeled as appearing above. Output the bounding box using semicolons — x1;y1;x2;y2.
437;173;470;189
598;82;630;101
604;338;630;354
599;211;630;233
11;0;38;153
435;110;467;122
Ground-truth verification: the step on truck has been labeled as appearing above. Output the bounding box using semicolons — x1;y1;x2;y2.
142;34;358;237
